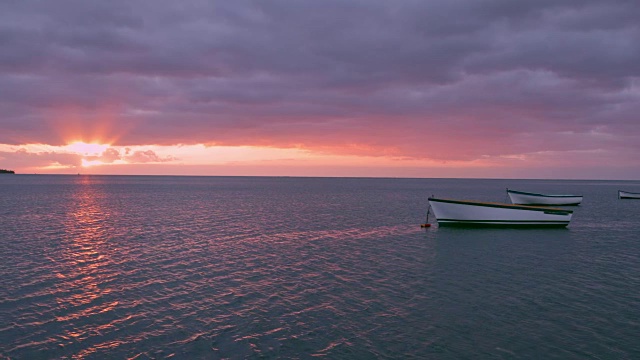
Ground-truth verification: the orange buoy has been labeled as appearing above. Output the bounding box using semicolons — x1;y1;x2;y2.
421;223;431;228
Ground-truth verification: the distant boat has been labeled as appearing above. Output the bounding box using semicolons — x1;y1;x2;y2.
618;190;640;199
507;189;583;206
428;197;573;227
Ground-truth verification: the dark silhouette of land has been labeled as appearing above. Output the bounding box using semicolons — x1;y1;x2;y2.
0;169;15;174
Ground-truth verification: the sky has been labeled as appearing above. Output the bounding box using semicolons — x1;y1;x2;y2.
1;0;639;179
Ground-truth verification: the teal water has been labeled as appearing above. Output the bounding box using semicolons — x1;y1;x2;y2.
1;175;639;359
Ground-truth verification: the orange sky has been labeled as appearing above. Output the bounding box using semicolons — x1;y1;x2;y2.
1;141;636;179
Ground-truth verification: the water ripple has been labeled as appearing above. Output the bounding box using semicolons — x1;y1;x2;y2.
1;176;640;358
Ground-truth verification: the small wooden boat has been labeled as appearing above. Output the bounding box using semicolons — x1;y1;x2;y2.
618;190;640;199
428;197;573;227
507;189;583;206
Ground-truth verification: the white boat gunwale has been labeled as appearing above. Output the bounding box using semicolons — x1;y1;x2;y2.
618;190;640;199
506;189;582;198
428;197;573;215
507;189;583;206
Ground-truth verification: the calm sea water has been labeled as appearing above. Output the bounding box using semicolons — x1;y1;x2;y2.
1;175;639;359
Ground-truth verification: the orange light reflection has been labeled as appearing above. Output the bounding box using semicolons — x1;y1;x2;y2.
53;176;120;347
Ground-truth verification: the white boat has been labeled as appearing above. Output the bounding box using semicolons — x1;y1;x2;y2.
507;189;583;206
428;197;573;227
618;190;640;199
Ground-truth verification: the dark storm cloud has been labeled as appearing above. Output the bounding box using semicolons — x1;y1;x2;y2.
0;0;639;164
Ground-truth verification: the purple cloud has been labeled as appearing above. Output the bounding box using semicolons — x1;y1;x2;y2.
0;0;638;172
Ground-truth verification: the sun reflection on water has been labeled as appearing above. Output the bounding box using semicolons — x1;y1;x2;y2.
53;176;120;352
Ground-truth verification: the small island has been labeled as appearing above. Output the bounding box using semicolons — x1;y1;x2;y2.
0;169;16;174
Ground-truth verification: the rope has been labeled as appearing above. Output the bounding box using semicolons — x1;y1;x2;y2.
422;194;434;227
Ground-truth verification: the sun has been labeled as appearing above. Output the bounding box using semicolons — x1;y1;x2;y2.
65;141;111;168
81;159;104;167
65;141;110;155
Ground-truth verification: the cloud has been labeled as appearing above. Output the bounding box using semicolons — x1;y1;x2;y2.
0;148;82;170
83;147;177;163
0;0;639;170
0;146;178;172
124;149;175;163
84;147;121;163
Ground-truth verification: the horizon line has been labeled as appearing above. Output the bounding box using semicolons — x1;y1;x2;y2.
3;173;639;182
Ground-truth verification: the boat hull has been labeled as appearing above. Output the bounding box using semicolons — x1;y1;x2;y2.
507;189;582;206
619;190;640;199
428;198;572;227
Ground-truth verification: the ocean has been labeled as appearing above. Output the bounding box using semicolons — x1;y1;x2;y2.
1;175;639;359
